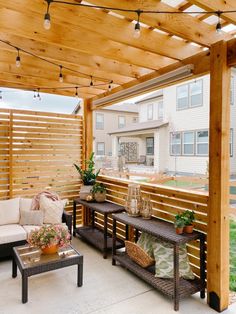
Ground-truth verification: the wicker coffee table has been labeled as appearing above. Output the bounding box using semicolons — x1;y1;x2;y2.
12;244;83;303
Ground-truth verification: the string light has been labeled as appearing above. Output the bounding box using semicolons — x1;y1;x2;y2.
0;91;2;100
75;87;79;98
90;76;93;87
33;90;37;99
59;65;63;83
134;10;141;39
44;0;52;30
216;11;223;33
15;49;21;68
37;89;41;101
108;80;113;92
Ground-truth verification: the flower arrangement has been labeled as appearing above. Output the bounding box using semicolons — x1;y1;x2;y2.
28;224;71;249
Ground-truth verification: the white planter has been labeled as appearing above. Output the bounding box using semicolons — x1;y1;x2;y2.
79;185;93;200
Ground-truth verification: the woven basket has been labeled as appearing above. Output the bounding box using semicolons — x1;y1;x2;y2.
125;241;155;268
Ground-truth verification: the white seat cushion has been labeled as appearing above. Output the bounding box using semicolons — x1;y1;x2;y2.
0;198;20;225
20;198;33;212
0;224;27;244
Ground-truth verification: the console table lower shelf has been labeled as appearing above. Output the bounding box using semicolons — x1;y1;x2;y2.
114;252;203;299
75;226;124;255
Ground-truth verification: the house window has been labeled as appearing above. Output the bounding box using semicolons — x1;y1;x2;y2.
158;100;164;120
146;137;154;155
96;113;104;130
183;131;194;155
230;128;233;157
177;80;203;110
97;142;105;155
118;116;126;128
231;77;234;105
170;132;181;155
147;104;153;120
196;130;208;156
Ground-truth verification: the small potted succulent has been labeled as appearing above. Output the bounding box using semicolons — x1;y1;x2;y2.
74;152;100;200
91;183;106;203
182;210;195;233
174;213;185;235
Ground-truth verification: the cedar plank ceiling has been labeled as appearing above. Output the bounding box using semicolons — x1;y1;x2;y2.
0;0;235;100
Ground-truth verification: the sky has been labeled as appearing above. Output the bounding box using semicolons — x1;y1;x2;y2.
0;87;80;114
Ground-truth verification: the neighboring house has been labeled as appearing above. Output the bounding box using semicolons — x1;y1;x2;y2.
110;71;236;175
93;104;138;158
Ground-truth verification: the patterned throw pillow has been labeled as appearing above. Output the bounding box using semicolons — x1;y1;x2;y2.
153;239;195;280
137;232;156;258
39;195;67;224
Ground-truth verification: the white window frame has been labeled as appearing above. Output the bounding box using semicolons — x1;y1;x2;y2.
118;116;126;128
182;131;194;156
147;103;153;120
177;79;203;110
96;113;104;130
146;137;154;155
196;130;209;156
96;142;105;156
170;132;181;156
158;100;164;120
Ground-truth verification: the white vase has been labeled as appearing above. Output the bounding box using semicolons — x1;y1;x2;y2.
79;185;93;200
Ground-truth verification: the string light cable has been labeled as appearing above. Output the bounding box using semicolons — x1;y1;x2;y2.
44;1;236;33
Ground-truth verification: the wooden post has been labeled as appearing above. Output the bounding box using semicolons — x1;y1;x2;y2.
83;98;93;161
9;111;13;198
208;40;230;312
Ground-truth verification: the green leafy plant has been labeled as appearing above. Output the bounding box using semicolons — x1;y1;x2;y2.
182;210;195;226
74;152;100;185
91;183;106;194
174;213;185;228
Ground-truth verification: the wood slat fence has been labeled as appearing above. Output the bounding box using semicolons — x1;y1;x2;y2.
0;108;83;224
97;175;209;279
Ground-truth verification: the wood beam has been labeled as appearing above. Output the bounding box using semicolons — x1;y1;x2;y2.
0;8;175;71
83;99;93;161
0;0;202;61
0;33;152;80
89;0;231;46
188;0;236;25
208;40;230;312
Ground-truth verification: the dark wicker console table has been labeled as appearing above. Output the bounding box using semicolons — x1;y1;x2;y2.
73;199;125;258
112;213;206;311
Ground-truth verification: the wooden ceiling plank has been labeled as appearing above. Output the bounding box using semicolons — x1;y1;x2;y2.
89;0;231;46
0;0;202;61
0;8;176;71
188;0;236;25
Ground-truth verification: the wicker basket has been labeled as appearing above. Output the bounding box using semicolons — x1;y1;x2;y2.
125;241;155;268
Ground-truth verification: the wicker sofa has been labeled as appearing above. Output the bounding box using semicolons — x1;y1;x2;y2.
0;198;72;259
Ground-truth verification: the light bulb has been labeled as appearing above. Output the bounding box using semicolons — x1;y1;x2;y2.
216;22;222;34
75;87;79;98
16;55;21;68
59;73;63;83
133;22;141;38
44;13;51;30
108;84;112;92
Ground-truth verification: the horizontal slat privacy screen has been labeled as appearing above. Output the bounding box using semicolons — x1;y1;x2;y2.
0;108;83;224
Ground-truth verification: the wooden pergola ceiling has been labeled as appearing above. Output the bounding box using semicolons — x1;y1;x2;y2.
0;0;235;100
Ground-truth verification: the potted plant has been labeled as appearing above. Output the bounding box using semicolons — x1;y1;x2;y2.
92;183;106;202
182;210;195;233
174;213;185;235
74;152;100;200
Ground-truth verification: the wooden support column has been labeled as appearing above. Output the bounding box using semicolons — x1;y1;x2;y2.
83;98;93;161
208;40;230;312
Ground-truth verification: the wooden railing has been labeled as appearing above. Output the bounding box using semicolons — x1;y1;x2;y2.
0;108;83;225
97;175;209;278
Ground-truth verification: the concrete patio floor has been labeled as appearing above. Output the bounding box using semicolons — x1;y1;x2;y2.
0;238;236;314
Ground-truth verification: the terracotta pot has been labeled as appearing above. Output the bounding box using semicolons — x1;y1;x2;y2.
175;227;184;235
41;244;59;255
79;185;93;200
94;191;106;203
184;225;194;234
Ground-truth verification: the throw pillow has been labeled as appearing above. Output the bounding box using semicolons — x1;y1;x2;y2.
152;239;195;280
20;209;44;226
40;195;67;224
0;198;20;225
20;198;33;212
137;232;156;258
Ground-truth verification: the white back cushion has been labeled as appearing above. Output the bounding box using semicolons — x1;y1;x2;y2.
20;198;33;212
39;195;67;224
0;198;20;225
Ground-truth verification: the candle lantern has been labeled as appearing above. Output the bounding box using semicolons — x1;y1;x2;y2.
125;184;142;217
140;196;152;219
